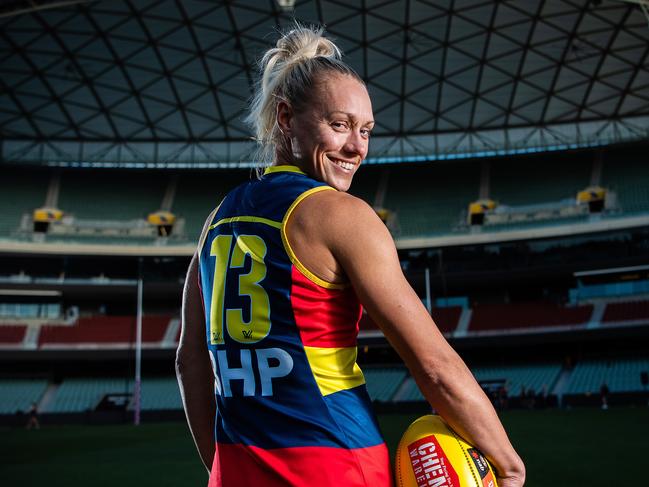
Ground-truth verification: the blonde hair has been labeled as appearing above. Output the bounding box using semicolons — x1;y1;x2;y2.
245;24;362;170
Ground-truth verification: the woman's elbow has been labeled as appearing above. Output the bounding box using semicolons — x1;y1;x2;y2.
175;342;194;375
416;348;464;382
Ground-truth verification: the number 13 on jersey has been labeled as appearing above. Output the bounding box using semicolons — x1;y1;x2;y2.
209;234;271;345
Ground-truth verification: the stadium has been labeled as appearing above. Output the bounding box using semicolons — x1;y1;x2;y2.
1;1;649;486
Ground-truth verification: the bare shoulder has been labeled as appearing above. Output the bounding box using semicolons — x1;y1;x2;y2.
290;189;393;259
291;189;382;232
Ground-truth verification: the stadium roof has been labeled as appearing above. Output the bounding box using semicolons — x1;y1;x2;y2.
1;0;648;168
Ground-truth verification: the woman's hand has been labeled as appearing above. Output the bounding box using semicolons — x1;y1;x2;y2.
498;475;526;487
497;459;526;487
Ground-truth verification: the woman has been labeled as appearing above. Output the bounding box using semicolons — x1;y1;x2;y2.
176;25;525;487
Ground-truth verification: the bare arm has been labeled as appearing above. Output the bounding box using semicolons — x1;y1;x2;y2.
290;191;525;486
176;252;216;473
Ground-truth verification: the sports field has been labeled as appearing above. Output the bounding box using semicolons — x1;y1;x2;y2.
2;407;647;486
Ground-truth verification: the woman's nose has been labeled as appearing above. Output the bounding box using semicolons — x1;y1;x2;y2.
344;130;368;159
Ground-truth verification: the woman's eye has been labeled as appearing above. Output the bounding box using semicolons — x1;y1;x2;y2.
332;121;348;130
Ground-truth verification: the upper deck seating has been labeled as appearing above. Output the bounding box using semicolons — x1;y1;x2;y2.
171;171;247;243
602;300;649;323
431;306;462;334
58;170;166;221
38;315;171;347
0;325;27;345
602;158;649;215
469;302;593;332
383;161;480;237
0;168;49;237
490;156;591;207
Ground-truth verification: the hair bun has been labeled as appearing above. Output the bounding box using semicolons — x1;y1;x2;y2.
275;26;342;66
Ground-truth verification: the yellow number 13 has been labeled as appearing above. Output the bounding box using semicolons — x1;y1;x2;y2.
210;234;271;345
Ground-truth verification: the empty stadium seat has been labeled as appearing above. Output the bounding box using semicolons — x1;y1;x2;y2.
363;367;407;402
348;166;381;205
0;325;27;345
490;157;591;207
38;315;172;347
566;358;649;394
138;377;183;411
431;306;462;334
0;379;48;414
0;168;49;237
469;302;593;332
602;159;649;214
472;364;562;397
603;300;649;322
2;157;647;246
42;378;132;413
394;363;561;402
397;376;425;402
58;171;167;222
383;161;480;237
358;307;461;335
172;171;246;243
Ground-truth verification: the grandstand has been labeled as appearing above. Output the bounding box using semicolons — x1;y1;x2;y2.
3;5;649;487
0;168;49;238
0;325;27;346
467;302;593;334
139;377;184;411
0;379;48;415
58;170;167;222
171;171;248;242
20;359;649;416
388;363;564;404
0;0;648;435
565;358;649;395
38;315;173;349
602;158;649;215
43;378;132;414
1;147;648;248
363;367;408;402
380;160;480;236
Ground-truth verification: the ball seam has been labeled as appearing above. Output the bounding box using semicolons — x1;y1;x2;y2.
448;427;481;487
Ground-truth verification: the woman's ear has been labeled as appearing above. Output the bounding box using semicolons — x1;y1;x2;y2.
276;100;293;135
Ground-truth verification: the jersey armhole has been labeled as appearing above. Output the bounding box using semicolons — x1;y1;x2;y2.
196;204;221;266
280;186;349;290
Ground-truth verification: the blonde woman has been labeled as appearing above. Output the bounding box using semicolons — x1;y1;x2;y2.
176;25;525;487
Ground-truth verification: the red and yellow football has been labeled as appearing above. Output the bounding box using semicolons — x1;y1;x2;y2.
395;414;498;487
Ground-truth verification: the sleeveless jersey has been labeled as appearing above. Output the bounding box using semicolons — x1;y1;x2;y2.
197;165;392;487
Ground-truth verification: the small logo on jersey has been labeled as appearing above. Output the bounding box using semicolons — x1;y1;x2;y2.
408;435;459;487
242;330;253;339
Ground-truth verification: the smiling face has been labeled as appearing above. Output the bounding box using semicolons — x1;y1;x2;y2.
277;73;374;191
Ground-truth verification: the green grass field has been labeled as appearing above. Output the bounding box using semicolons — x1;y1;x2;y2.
2;407;648;486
